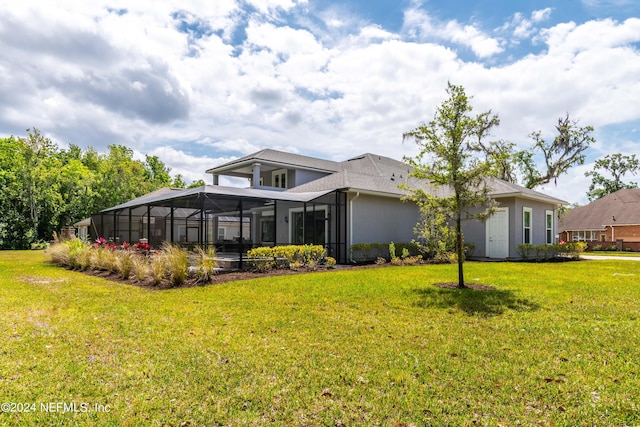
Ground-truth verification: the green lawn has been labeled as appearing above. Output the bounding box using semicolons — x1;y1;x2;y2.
1;251;639;426
584;251;640;257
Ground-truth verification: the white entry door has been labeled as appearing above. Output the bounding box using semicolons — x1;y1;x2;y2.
486;208;509;258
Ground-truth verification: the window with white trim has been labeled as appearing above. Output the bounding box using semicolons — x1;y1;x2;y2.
272;169;287;189
572;230;599;241
545;210;553;244
523;207;532;244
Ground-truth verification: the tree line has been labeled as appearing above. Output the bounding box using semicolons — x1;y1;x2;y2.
0;129;205;249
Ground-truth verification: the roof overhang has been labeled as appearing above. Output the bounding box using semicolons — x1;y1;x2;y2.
100;185;336;213
206;159;337;177
492;191;567;207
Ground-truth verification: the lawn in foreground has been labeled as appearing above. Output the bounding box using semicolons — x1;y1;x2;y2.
1;251;639;426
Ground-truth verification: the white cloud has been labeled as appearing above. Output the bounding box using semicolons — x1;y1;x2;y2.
502;8;552;40
1;1;640;206
402;5;503;58
532;8;552;23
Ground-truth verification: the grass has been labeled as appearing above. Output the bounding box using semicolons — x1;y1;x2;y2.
584;251;640;257
1;251;640;426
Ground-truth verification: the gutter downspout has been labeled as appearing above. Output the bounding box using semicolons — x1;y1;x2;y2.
349;191;360;263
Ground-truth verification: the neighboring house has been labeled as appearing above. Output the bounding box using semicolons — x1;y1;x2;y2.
73;218;92;241
91;149;565;263
559;188;640;250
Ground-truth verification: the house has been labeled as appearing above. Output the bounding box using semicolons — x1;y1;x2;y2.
91;149;566;264
73;218;92;241
559;188;640;251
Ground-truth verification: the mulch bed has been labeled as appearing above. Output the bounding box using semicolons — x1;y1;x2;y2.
433;282;496;291
66;263;496;291
72;262;388;290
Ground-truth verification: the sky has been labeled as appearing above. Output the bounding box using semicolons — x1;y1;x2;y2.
1;0;639;205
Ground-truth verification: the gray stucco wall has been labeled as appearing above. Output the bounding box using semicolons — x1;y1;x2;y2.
349;193;420;246
462;197;559;259
294;170;330;187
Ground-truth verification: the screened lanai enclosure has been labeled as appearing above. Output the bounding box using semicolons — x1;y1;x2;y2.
91;186;348;266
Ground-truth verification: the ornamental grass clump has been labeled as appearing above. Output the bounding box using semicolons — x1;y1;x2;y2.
150;254;166;286
115;250;134;280
193;246;217;283
67;239;90;269
132;256;150;282
48;243;70;266
162;243;188;287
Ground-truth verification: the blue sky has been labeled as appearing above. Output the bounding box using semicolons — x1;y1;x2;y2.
1;0;639;204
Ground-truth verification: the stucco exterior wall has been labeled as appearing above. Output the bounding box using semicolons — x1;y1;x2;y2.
462;197;560;259
348;193;420;246
293;170;330;187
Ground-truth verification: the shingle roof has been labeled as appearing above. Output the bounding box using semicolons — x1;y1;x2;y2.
288;153;566;205
286;153;418;196
559;188;640;231
205;149;339;174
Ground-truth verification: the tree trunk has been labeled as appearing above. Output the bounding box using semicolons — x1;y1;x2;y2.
456;215;466;288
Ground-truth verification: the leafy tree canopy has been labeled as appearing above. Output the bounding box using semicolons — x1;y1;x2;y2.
585;153;639;201
403;82;499;288
0;128;201;249
479;114;595;189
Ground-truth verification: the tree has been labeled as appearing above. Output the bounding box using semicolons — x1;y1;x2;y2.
518;114;595;189
474;114;595;189
403;83;499;288
475;139;519;183
144;155;172;188
0;129;196;248
187;178;206;188
585;153;639;201
94;145;150;209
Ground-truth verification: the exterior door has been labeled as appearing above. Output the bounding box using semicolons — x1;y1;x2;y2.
486;208;509;258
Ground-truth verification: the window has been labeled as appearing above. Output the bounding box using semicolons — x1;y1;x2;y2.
217;227;225;241
260;216;275;243
523;207;532;244
572;230;599;241
545;210;553;244
290;206;327;245
272;169;287;189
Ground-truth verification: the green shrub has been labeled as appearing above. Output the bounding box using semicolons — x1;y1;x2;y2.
351;242;420;262
324;257;336;268
30;240;49;250
518;242;587;261
67;239;90;269
517;244;535;260
389;242;397;260
247;245;326;270
464;242;476;259
350;243;388;262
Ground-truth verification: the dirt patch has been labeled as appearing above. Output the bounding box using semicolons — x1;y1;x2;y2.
433;282;496;291
19;276;68;285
